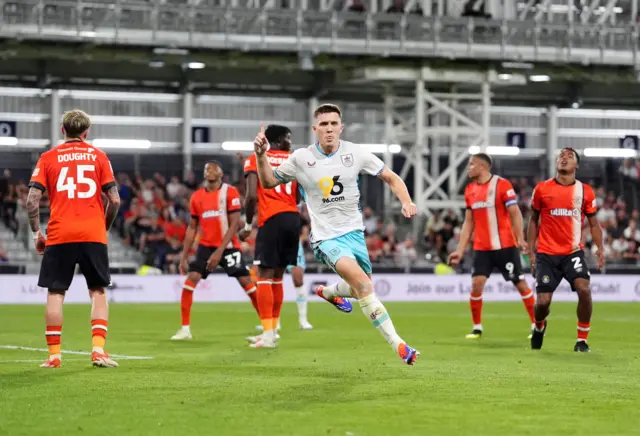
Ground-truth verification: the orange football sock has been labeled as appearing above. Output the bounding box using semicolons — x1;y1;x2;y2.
243;282;260;315
272;280;284;328
91;319;108;350
45;325;62;356
470;293;483;326
181;279;196;327
577;321;590;342
520;288;536;323
257;278;274;332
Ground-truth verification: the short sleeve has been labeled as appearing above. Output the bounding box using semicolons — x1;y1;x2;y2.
273;152;298;183
244;154;257;176
28;157;48;192
499;179;518;208
531;184;542;212
99;153;116;192
583;185;597;216
360;150;385;177
464;185;472;210
190;193;199;219
227;186;242;213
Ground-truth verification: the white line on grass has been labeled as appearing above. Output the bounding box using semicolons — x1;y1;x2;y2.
0;358;88;364
0;345;153;360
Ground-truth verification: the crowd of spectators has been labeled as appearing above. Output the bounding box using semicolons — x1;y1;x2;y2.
0;159;638;273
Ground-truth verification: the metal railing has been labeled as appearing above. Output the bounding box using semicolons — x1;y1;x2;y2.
0;1;637;65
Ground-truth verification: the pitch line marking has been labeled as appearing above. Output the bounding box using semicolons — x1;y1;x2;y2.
0;358;87;364
0;345;153;360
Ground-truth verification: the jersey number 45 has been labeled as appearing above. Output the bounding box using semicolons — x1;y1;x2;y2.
56;165;97;199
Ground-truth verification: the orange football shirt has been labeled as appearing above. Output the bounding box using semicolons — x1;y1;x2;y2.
190;184;241;249
531;178;597;256
465;175;518;251
244;150;299;227
28;140;115;246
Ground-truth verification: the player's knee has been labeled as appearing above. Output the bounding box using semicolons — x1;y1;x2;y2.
351;278;373;299
575;285;591;298
470;280;485;296
535;292;552;308
187;272;201;285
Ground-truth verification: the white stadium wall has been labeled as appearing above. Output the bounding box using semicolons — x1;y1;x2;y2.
1;274;639;304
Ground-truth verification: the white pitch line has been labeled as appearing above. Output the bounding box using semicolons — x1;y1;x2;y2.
0;358;87;364
0;345;153;360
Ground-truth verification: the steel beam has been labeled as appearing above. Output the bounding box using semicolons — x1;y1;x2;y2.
49;89;60;149
182;91;193;179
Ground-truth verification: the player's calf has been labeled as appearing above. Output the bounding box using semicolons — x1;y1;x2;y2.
574;281;592;352
172;275;200;340
531;293;552;350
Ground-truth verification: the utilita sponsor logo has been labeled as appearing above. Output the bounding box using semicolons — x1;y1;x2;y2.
550;208;580;217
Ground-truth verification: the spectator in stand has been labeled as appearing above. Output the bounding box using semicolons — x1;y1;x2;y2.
619;158;639;180
362;206;377;235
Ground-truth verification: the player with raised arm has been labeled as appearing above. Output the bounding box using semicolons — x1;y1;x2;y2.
242;125;302;347
170;161;258;341
252;104;420;365
528;148;604;352
448;153;536;339
27;109;121;368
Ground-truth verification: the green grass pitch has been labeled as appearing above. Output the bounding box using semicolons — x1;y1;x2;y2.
0;301;639;436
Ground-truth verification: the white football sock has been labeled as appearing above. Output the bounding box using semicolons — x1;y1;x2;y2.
321;280;352;299
358;294;404;351
295;286;308;322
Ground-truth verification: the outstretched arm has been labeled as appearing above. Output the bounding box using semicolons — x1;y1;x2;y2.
378;167;417;218
256;153;281;189
378;167;411;205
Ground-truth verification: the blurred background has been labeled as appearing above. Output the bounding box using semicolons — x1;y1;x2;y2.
0;0;638;276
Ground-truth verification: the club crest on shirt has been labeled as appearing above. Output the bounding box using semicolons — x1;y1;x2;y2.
340;154;354;167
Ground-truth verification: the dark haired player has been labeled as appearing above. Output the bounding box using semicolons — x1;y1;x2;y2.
171;161;258;340
243;124;301;348
251;104;420;365
528;147;604;352
449;153;536;339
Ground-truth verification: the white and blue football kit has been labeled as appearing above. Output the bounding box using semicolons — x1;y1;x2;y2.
273;140;384;275
272;139;419;365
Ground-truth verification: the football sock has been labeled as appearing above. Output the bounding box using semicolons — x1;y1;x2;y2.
577;321;590;342
45;325;62;358
519;288;536;323
295;285;308;322
321;280;352;299
534;319;546;331
470;292;483;328
91;319;108;353
358;294;403;351
257;278;275;339
180;279;196;328
272;280;284;330
243;282;260;315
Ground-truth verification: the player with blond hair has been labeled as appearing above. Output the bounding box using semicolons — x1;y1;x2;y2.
27;109;121;368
